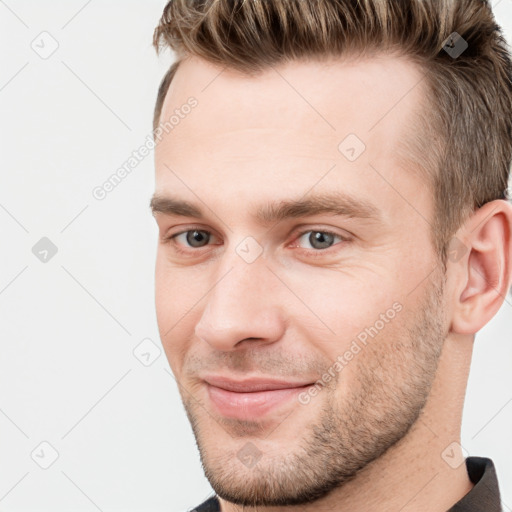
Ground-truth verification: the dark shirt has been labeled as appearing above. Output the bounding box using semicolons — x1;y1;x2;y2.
192;457;501;511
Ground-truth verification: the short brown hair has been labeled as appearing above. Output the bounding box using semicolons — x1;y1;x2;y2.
152;0;512;265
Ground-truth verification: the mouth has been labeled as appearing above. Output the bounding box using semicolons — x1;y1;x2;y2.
202;375;316;420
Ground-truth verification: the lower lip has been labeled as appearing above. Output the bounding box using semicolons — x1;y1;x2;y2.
206;383;313;420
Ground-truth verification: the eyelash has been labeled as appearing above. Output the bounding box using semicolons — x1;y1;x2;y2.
161;227;350;256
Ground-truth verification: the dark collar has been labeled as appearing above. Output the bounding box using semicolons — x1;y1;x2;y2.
193;456;501;511
448;456;501;511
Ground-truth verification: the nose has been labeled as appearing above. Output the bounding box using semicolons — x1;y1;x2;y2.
194;253;286;352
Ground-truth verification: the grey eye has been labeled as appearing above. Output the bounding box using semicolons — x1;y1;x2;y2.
181;230;211;248
298;231;340;250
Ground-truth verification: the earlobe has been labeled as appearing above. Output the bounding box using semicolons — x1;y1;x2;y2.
450;200;512;335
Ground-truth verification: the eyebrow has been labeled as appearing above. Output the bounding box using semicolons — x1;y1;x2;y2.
150;191;382;225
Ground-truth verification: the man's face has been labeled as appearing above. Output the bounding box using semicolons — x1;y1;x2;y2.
152;54;448;505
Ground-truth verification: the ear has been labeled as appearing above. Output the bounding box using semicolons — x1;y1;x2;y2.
449;199;512;335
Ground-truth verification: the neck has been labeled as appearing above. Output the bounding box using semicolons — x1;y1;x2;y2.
219;333;474;512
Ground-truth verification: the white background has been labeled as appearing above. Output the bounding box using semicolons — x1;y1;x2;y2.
0;1;511;510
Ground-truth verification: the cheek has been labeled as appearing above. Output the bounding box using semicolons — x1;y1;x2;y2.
154;256;196;366
154;251;193;315
284;265;402;340
154;257;172;326
284;268;409;390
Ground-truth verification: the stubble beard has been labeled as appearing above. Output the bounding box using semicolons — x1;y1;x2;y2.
180;269;447;506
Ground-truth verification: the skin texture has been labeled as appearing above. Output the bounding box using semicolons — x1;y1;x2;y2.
152;53;512;511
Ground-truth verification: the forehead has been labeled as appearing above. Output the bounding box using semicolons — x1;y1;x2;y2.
155;53;431;226
159;52;426;142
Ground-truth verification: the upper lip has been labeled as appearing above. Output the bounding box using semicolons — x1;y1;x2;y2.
203;375;315;393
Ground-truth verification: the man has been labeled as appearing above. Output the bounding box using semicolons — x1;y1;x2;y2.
150;0;512;510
